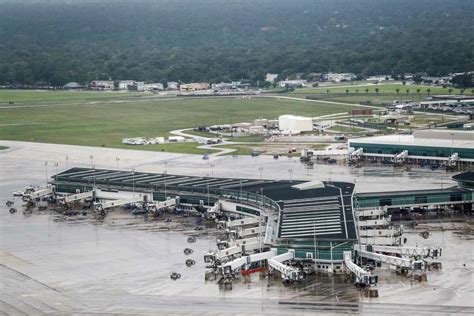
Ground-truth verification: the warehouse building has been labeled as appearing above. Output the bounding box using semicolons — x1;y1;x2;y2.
348;129;474;165
278;115;313;132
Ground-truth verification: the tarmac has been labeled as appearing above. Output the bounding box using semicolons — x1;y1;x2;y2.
0;140;473;315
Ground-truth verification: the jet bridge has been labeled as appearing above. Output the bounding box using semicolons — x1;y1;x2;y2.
218;249;277;276
58;191;93;206
233;225;266;239
355;245;425;271
368;244;442;259
93;197;144;212
226;217;260;229
393;150;408;164
205;240;264;265
217;237;259;251
145;198;178;212
348;148;364;162
343;251;378;287
268;251;305;282
22;186;54;202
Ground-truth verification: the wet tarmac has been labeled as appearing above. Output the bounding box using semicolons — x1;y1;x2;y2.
0;141;473;315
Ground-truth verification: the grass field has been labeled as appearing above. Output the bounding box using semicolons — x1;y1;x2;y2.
314;95;427;105
0;89;146;104
291;83;473;95
0;93;363;153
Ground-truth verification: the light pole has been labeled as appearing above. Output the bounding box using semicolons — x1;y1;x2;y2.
313;221;317;263
288;168;293;182
54;162;58;178
240;180;243;203
207;173;210;207
116;157;120;171
209;162;215;177
326;183;349;239
163;170;167;200
258;166;263;180
65;155;69;169
44;161;48;185
450;133;454;156
132;168;135;197
89;155;94;169
93;164;96;188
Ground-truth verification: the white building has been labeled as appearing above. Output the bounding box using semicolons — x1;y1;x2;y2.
117;80;135;90
168;136;185;143
278;115;313;132
323;73;356;82
144;83;164;91
129;82;144;92
278;80;307;88
367;75;391;82
265;73;278;83
167;82;179;90
90;80;114;91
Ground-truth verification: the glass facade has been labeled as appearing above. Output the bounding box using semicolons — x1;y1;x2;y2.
350;142;474;159
277;241;353;261
355;190;473;209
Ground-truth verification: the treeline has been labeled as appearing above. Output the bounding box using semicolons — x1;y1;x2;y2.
0;0;473;86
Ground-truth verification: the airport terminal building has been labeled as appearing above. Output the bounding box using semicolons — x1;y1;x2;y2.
52;168;358;270
348;130;474;165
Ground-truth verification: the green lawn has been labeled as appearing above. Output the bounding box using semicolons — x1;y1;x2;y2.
292;83;473;95
117;142;217;154
0;95;362;153
318;95;426;106
0;89;147;104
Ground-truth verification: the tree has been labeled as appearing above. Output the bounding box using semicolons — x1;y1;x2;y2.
427;88;431;95
365;88;369;93
402;81;406;85
396;88;400;94
375;87;379;94
451;73;473;89
326;89;330;94
406;89;410;94
416;88;421;94
460;89;465;95
448;88;453;94
355;89;359;94
346;89;349;94
312;83;318;87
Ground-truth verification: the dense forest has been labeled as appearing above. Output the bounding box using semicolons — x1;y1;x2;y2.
0;0;473;86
